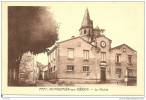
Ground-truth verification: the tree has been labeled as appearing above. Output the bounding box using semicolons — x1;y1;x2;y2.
8;6;58;85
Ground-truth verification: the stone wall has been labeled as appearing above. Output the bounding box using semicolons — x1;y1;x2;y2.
57;37;101;83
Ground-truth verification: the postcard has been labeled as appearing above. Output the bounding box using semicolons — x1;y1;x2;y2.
1;1;144;96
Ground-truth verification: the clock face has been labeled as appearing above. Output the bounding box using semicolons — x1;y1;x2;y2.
100;41;106;48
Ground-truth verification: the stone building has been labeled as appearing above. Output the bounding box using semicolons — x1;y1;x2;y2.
37;62;49;80
19;51;39;85
47;9;137;84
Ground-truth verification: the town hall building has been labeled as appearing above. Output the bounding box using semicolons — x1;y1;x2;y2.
46;9;137;85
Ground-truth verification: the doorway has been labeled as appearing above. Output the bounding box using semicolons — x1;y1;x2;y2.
100;67;106;82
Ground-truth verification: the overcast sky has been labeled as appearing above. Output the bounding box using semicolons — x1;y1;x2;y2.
36;2;144;65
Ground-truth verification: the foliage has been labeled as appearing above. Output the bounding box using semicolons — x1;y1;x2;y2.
8;6;58;67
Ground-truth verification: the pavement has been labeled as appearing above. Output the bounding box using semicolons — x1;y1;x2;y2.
36;80;57;86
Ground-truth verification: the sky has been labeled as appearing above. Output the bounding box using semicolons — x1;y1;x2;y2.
35;2;144;65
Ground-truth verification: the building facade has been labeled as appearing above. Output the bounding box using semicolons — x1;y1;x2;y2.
47;9;137;85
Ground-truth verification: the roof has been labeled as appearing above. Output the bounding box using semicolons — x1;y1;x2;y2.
80;8;93;29
57;34;91;44
80;37;100;50
47;35;101;54
111;44;136;52
97;35;112;42
57;35;81;44
47;45;57;55
47;36;82;55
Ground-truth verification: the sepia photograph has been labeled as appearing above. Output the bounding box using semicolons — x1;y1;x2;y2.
2;1;144;96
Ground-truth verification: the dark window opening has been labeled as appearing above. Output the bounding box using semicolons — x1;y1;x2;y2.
67;65;74;71
83;50;89;60
128;55;132;64
116;54;121;63
84;30;86;34
83;66;89;72
116;68;122;78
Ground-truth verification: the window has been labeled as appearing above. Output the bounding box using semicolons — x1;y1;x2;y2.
83;50;89;60
128;55;132;64
53;50;56;60
53;66;56;71
101;52;106;61
116;54;121;63
67;65;74;71
116;68;122;78
84;30;86;34
68;48;74;59
83;66;89;72
128;69;134;76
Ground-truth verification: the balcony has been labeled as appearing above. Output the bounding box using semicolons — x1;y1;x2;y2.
100;61;107;67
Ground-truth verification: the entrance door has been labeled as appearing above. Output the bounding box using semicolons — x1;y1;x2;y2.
100;67;106;81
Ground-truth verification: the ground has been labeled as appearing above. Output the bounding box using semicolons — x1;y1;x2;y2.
36;80;135;86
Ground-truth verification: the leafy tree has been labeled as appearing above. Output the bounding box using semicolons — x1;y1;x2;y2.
8;6;58;85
